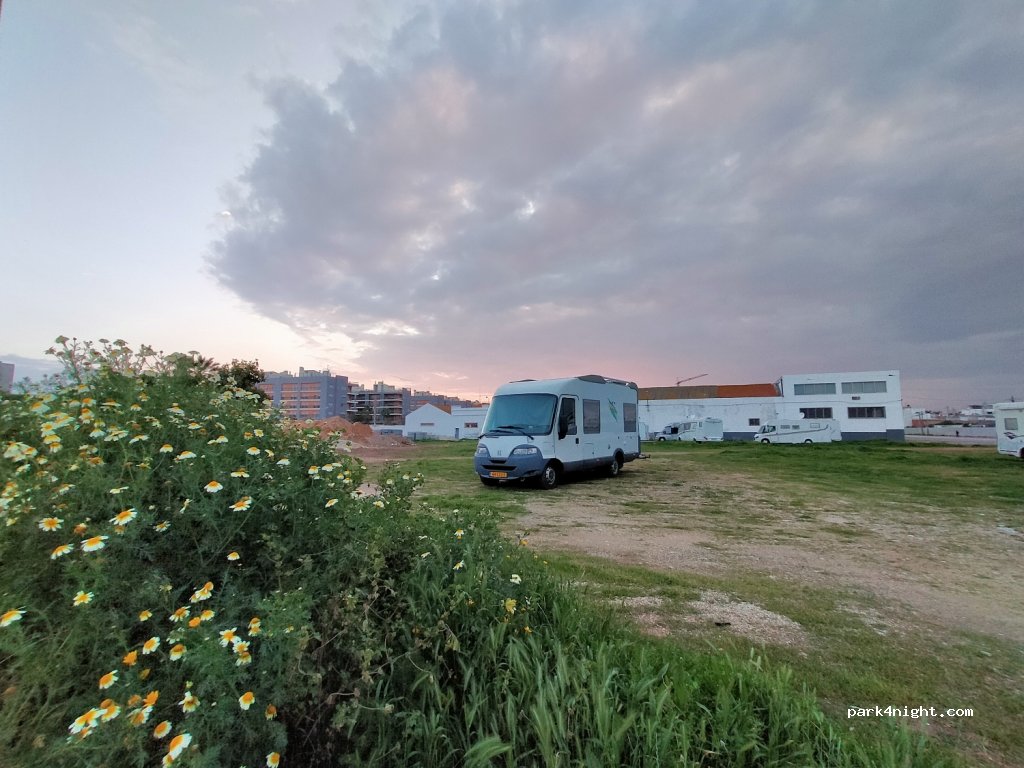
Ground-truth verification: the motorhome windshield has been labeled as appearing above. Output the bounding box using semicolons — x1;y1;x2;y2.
482;394;557;436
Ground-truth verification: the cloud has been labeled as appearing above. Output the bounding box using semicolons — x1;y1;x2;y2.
208;1;1024;403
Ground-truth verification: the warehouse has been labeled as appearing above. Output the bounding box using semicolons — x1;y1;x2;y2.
639;370;904;441
404;404;489;440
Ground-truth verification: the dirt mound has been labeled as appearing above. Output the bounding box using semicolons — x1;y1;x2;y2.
312;417;375;441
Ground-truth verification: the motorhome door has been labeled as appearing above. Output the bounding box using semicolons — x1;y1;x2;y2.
556;396;586;468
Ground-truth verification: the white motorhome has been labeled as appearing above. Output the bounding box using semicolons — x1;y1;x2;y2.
474;375;640;489
752;419;840;444
994;403;1024;459
656;418;724;442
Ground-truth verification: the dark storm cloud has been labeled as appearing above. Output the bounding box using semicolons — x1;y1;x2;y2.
209;0;1024;399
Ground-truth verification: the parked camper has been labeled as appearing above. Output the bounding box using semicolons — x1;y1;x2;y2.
753;419;840;444
474;375;640;489
994;403;1024;459
656;418;724;442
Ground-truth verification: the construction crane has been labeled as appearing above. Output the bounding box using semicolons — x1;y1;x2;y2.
676;373;708;386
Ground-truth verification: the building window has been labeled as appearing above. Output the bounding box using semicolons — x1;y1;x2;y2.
748;418;760;426
464;422;478;429
841;381;887;394
1004;417;1019;431
800;407;833;419
623;403;637;433
582;399;601;434
793;383;836;395
848;407;886;419
421;422;434;427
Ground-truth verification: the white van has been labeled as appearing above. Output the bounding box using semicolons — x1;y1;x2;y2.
753;419;840;444
656;418;724;442
994;403;1024;459
474;375;640;489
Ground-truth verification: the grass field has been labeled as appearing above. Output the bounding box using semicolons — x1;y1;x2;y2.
387;439;1024;767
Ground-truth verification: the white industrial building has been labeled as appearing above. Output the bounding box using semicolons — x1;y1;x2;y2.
639;370;904;441
404;404;489;440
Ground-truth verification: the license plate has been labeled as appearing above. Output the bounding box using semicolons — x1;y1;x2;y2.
488;471;508;478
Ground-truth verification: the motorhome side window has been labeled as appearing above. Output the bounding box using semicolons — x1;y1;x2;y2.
582;399;601;434
1006;417;1019;430
558;398;577;435
623;403;637;432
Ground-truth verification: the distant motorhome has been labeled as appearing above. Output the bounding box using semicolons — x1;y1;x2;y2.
656;418;724;442
993;403;1024;459
753;419;841;444
474;375;640;489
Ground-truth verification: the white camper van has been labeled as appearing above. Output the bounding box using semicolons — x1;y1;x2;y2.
474;375;640;489
656;418;724;442
994;403;1024;459
753;419;840;444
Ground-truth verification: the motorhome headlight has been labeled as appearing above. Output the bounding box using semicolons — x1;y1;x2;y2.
474;443;489;457
511;446;539;456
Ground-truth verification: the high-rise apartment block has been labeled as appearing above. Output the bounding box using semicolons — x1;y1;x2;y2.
0;361;14;393
258;368;349;420
347;381;411;425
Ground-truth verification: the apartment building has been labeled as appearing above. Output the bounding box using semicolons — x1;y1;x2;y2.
348;381;411;425
0;361;13;393
258;368;349;420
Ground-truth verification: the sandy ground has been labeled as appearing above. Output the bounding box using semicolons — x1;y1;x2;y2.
507;459;1024;645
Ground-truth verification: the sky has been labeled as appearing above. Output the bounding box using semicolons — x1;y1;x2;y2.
1;1;1021;409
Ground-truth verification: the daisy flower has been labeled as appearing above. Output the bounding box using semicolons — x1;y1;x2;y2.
509;574;522;585
99;699;121;722
154;520;170;532
169;606;189;623
248;617;262;635
1;608;25;627
123;650;139;667
81;535;108;552
373;500;385;509
73;591;94;607
267;751;281;767
207;435;228;444
50;544;73;560
227;551;240;561
265;703;277;720
153;720;172;739
138;609;153;621
129;706;152;727
229;496;252;512
175;451;196;461
143;690;159;707
238;691;255;710
159;444;174;453
98;670;118;689
142;636;160;654
187;617;201;629
189;582;214;603
246;446;261;456
178;691;199;713
200;609;215;622
165;732;192;762
110;508;137;525
38;517;63;531
503;598;517;615
325;498;338;508
275;458;290;466
169;644;186;661
109;486;129;495
218;627;238;647
453;561;465;571
230;467;249;478
73;522;88;535
454;529;465;539
204;480;223;494
69;708;101;734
